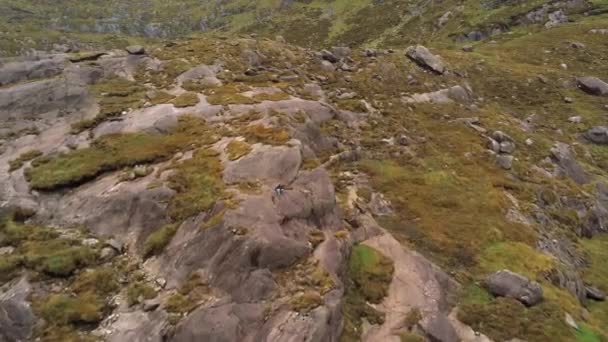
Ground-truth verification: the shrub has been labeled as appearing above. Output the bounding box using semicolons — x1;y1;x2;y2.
127;282;157;306
37;293;105;325
23;240;96;277
142;224;179;258
72;267;119;296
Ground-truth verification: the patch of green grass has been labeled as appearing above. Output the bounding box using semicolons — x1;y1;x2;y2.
148;90;176;105
72;267;119;296
252;91;290;102
22;239;97;277
349;244;394;303
341;244;393;342
360;158;536;268
27;116;216;190
458;297;575;342
36;293;105;325
204;85;257;105
581;236;608;293
8;150;43;171
576;324;602;342
167;148;225;221
226;139;252;161
477;242;556;280
0;256;20;282
142;223;179;258
172;92;200;108
242;124;290;145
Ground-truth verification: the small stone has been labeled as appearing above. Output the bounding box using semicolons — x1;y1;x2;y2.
568;116;582;123
279;75;299;82
100;247;117;261
397;134;412;146
320;49;339;63
143;298;162;312
500;141;516;154
0;246;15;255
244;68;257;76
488;138;501;153
564;97;573;103
561;63;568;70
155;278;167;289
320;60;335;72
106;239;124;253
525;138;534;146
125;45;145;55
538;75;549;84
570;42;586;49
133;165;151;178
497;155;514;170
82;238;100;247
492;130;513;143
565;313;578;330
462;45;474;52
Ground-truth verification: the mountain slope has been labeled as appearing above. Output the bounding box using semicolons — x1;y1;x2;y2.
1;0;608;341
1;0;607;55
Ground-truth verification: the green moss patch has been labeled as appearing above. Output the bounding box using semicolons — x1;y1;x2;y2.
204;85;257;105
172;92;200;108
349;244;394;303
341;244;394;342
8;150;43;171
477;242;556;280
167;149;225;221
27;116;216;190
458;297;575;342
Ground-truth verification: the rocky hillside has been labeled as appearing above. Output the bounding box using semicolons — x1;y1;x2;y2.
1;0;608;342
2;0;608;55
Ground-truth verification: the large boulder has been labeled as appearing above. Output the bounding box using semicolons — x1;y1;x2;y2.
577;76;608;96
0;277;35;342
173;303;264;342
550;142;589;184
486;270;543;306
406;45;447;74
585;126;608;144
